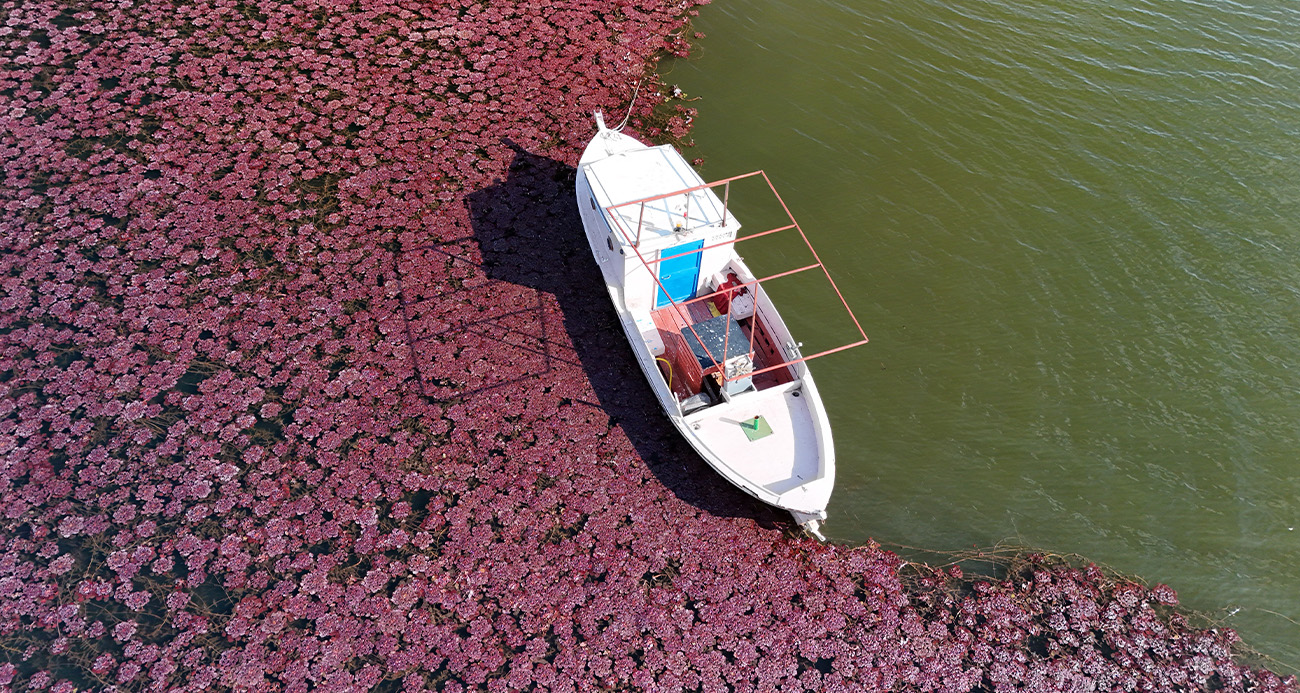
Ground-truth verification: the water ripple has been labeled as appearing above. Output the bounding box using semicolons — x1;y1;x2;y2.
678;0;1300;670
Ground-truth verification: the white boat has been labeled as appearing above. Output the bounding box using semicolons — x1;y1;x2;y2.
575;113;868;540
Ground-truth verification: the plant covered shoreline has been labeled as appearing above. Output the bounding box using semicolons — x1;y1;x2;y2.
0;0;1294;690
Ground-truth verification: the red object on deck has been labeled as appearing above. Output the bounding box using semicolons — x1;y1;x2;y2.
713;272;743;314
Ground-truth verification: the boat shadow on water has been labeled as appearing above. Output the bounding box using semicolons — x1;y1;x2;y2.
450;141;786;528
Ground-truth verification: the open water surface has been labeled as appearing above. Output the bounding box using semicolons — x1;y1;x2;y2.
666;0;1300;669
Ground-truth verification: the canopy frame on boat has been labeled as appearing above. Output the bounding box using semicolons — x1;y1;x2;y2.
602;171;869;385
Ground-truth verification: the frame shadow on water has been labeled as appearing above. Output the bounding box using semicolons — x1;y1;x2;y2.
444;141;785;528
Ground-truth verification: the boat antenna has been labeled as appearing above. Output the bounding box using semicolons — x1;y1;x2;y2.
613;79;642;132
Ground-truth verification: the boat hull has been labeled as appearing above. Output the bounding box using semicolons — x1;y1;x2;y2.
575;115;838;539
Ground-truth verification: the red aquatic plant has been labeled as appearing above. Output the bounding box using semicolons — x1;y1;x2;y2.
0;0;1294;690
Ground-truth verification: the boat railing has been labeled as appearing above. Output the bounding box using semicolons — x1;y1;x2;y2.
606;171;869;390
611;171;759;247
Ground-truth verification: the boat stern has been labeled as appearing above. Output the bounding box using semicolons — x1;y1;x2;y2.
790;509;828;542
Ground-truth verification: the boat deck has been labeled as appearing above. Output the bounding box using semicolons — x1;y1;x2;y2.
648;298;793;402
684;381;824;495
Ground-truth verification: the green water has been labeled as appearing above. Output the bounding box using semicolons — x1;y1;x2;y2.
667;0;1300;669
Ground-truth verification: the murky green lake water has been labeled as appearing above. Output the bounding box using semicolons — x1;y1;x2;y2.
667;0;1300;669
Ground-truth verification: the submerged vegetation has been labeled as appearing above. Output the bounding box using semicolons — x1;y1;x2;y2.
0;0;1293;689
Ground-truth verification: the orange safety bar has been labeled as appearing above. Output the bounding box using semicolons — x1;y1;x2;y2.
602;171;868;385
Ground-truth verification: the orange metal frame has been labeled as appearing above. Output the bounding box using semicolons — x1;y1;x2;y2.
601;171;869;386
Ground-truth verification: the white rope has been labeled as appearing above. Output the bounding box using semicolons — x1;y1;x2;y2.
614;80;642;132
